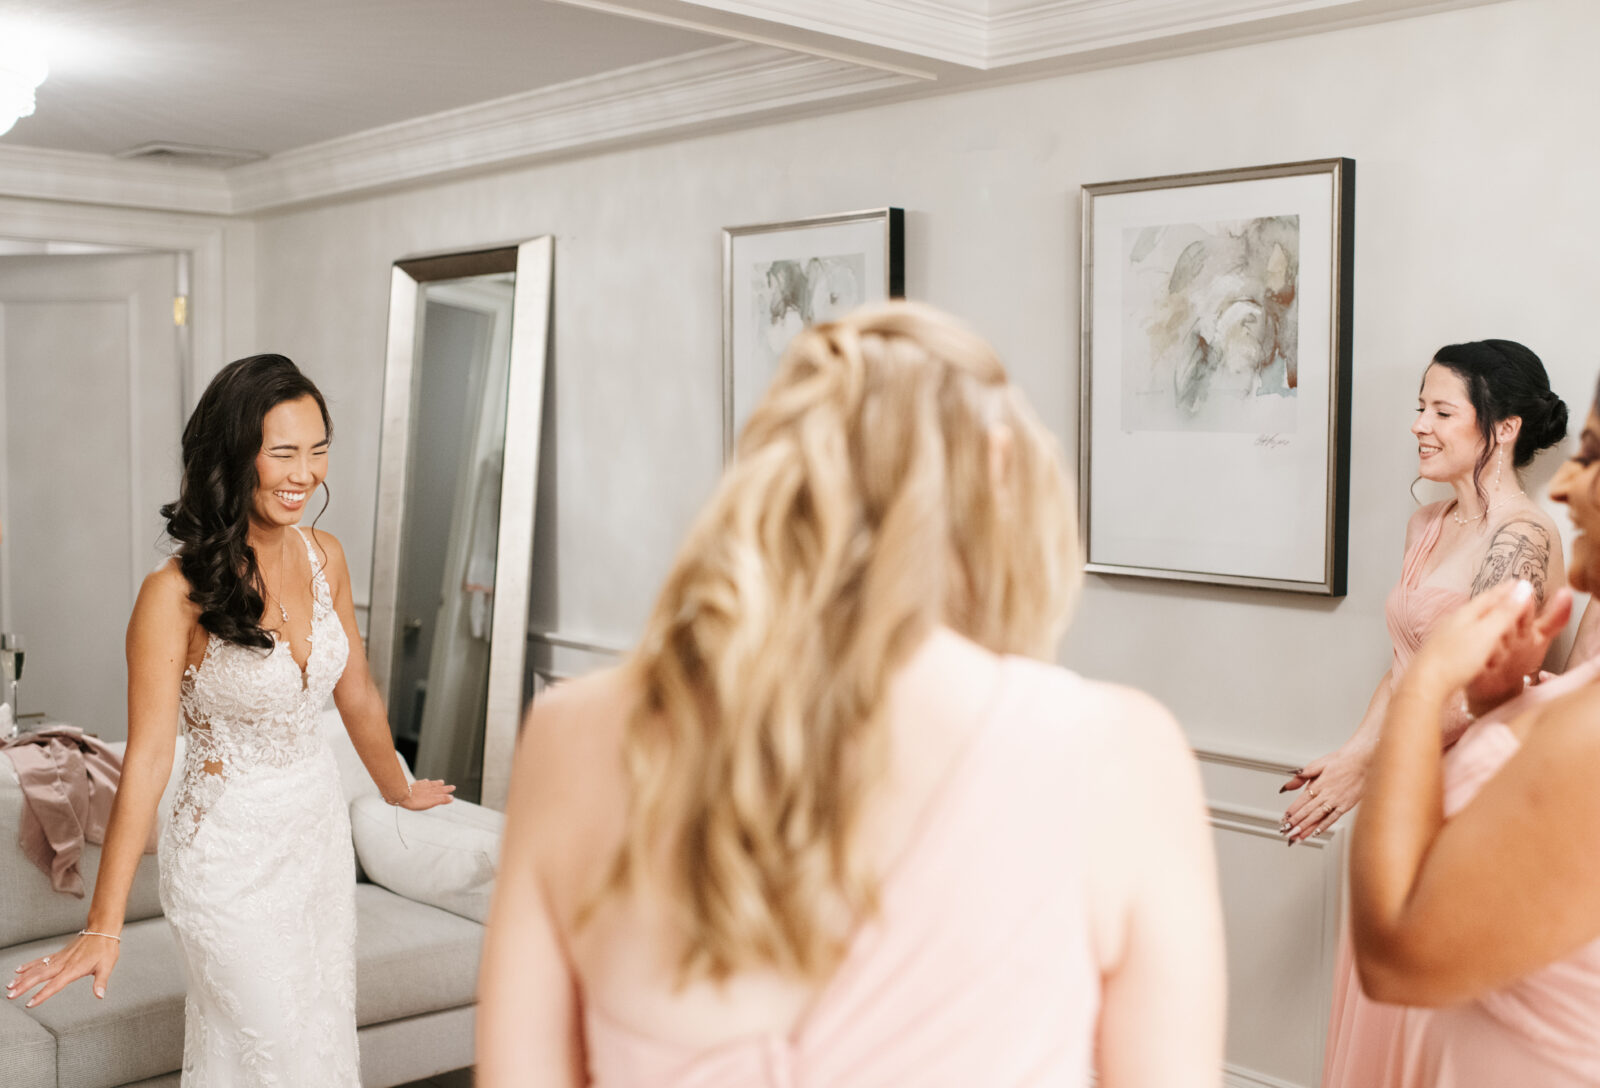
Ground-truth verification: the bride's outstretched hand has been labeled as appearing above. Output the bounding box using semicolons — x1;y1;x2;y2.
400;778;455;811
6;931;119;1008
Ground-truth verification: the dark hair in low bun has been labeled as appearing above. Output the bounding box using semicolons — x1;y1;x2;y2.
161;354;332;650
1429;339;1566;508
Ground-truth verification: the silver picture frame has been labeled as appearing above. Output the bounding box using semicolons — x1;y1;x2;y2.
722;207;904;461
1079;159;1354;595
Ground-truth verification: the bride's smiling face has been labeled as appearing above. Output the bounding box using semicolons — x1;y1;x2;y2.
252;395;328;529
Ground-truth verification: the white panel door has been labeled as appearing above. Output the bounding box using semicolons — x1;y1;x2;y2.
0;253;182;739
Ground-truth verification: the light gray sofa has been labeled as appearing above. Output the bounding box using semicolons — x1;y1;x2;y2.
0;709;499;1088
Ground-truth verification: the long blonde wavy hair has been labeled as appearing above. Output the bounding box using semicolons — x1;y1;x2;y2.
602;300;1081;983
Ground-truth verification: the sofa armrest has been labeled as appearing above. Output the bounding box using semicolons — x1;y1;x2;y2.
349;795;503;924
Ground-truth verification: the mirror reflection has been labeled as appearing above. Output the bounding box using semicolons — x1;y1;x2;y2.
387;271;515;801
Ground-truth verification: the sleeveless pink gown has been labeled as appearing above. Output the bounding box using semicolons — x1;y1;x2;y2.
582;657;1104;1087
1379;654;1600;1084
1324;502;1469;1087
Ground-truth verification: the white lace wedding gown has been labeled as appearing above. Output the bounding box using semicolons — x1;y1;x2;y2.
159;527;358;1086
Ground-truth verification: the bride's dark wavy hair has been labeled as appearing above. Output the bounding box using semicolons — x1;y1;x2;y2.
161;354;333;650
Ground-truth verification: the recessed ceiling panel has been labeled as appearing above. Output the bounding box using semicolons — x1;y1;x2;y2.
0;0;719;155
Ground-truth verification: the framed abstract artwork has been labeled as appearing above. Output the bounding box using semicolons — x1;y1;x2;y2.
723;207;905;460
1079;159;1354;595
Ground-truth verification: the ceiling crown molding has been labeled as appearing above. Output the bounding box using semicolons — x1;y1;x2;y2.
0;144;233;216
623;0;1507;68
0;43;915;216
662;0;990;66
983;0;1487;67
227;43;916;213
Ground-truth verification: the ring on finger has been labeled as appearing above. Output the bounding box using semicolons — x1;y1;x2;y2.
41;957;49;966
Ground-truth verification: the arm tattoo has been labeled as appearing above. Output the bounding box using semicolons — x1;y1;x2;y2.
1470;518;1553;604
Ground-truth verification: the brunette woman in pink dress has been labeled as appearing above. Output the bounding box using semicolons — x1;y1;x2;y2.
1348;379;1600;1085
1277;340;1568;1088
475;302;1225;1087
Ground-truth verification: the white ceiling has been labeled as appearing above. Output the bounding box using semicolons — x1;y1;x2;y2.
0;0;1507;214
0;0;717;156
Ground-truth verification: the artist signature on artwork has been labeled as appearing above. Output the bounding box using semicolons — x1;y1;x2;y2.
1255;433;1290;450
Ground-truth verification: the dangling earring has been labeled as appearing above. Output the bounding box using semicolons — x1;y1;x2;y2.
1494;444;1504;491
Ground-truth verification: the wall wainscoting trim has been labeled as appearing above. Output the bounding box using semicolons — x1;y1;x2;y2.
1222;1064;1313;1088
1091;1064;1309;1088
1193;741;1301;778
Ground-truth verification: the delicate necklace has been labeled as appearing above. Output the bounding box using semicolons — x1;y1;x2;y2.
267;532;289;624
1452;491;1524;526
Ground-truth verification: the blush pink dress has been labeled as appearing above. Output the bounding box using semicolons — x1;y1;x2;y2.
1324;501;1470;1088
582;657;1104;1087
1379;654;1600;1085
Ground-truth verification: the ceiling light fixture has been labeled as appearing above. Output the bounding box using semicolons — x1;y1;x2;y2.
0;38;49;139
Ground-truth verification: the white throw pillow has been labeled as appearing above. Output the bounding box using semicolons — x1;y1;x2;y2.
349;794;504;923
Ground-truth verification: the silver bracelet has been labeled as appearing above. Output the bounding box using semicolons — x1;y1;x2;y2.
386;783;412;806
78;929;121;943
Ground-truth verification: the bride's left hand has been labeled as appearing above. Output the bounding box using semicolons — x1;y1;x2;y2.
400;779;455;810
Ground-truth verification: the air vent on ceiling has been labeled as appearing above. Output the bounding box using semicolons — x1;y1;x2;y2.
114;142;266;169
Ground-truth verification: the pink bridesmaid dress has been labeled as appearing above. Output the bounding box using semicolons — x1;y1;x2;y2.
582;658;1105;1087
1380;655;1600;1085
1324;502;1470;1087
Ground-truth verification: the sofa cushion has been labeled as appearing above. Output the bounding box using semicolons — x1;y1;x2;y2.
0;995;55;1088
322;705;413;807
3;915;186;1088
350;795;503;924
0;739;183;949
354;884;483;1025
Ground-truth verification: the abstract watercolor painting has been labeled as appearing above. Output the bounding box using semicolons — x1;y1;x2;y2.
748;253;867;386
723;209;904;460
1080;160;1353;595
1121;214;1299;434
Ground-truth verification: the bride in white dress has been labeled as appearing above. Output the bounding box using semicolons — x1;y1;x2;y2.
7;354;454;1085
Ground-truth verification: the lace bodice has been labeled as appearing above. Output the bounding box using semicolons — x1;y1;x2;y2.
171;528;350;846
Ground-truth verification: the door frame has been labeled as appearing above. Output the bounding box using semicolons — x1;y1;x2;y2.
0;196;230;411
0;198;233;633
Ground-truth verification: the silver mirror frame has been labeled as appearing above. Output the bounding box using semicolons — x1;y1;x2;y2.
369;236;554;810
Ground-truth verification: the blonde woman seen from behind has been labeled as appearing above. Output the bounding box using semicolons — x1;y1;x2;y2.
476;302;1225;1088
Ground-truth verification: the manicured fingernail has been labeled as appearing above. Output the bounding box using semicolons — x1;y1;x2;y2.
96;987;104;998
1513;580;1533;602
1278;784;1293;793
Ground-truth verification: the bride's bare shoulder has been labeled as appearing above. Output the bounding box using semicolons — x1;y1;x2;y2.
138;557;199;615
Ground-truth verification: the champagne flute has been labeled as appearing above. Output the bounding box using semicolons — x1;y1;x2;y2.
1;633;24;726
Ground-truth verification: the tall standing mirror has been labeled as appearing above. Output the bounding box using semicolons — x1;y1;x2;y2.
369;237;553;808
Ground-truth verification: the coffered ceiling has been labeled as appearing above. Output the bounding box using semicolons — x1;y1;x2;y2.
0;0;1507;215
